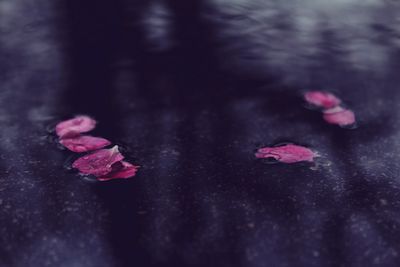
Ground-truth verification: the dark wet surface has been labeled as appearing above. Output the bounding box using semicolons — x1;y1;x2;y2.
1;0;400;266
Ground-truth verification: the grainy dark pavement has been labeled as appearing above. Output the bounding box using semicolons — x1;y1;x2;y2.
1;0;400;266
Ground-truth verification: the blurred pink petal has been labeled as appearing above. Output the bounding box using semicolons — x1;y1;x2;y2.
97;161;139;181
60;135;111;153
56;115;96;138
323;106;356;126
304;91;341;109
255;144;315;163
72;146;124;176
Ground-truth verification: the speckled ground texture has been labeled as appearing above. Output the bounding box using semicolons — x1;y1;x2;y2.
1;0;400;266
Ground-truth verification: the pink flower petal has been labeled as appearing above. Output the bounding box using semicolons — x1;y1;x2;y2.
97;161;139;181
304;91;341;109
72;146;124;176
255;144;315;163
323;106;356;126
59;135;111;153
56;116;96;138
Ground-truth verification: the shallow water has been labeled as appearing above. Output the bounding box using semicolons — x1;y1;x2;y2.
1;1;400;267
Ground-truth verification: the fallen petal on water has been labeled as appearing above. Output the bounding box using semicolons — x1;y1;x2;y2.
56;115;96;138
97;161;139;181
323;107;356;127
60;135;111;153
256;144;316;163
72;146;124;176
304;91;341;109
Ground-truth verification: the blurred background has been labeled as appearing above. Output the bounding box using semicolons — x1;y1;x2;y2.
1;0;400;266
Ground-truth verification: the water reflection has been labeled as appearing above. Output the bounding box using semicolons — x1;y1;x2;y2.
208;0;400;82
1;0;400;266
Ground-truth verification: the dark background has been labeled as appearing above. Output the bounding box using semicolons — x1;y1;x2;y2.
1;0;400;266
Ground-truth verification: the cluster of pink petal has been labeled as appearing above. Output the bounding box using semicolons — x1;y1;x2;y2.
55;116;139;181
304;91;356;127
255;144;316;163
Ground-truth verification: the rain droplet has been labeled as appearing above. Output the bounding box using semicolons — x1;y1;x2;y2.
78;174;99;183
260;157;280;164
340;122;358;130
46;121;58;134
63;154;80;171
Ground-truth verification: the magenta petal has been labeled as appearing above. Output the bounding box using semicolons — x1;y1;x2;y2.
256;144;315;163
59;135;111;153
97;161;139;181
56;115;96;138
323;107;356;126
72;146;124;176
304;91;341;109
